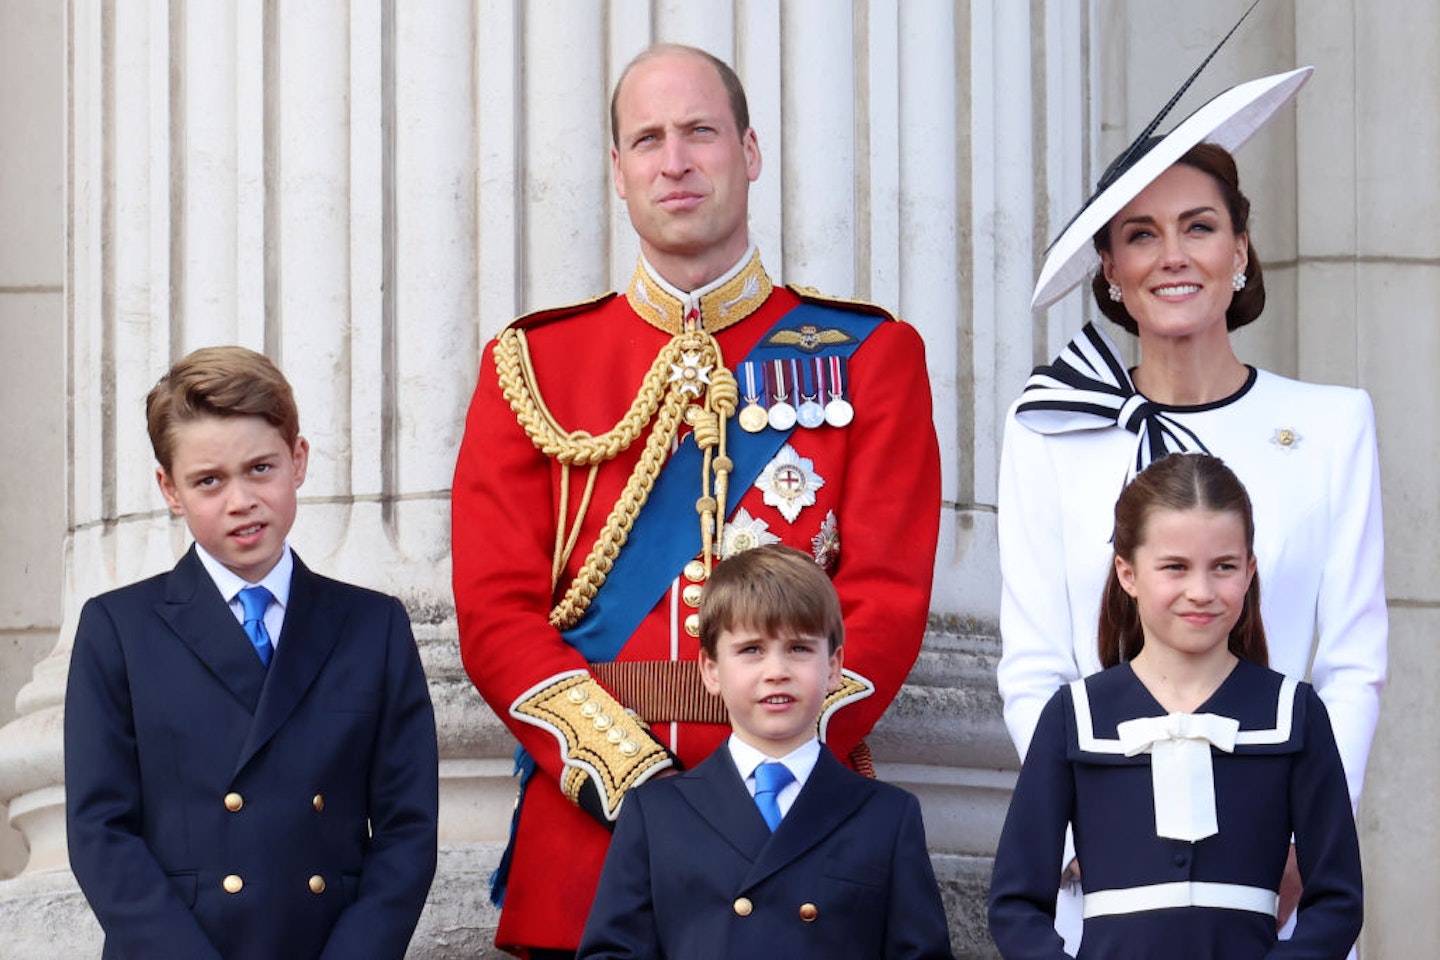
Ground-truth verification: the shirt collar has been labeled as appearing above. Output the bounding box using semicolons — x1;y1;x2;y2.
727;734;822;786
195;542;294;609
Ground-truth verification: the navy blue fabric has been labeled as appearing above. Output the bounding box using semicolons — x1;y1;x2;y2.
65;547;439;960
578;748;953;959
988;660;1362;959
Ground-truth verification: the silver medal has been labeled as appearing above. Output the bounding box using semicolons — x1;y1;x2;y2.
824;398;854;427
768;401;797;431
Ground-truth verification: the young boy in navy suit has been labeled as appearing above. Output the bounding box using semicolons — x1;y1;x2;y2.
577;544;953;959
64;346;439;960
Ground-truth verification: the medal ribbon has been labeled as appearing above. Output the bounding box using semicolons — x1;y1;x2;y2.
796;358;816;403
827;355;847;401
742;362;762;403
770;359;789;404
558;302;883;665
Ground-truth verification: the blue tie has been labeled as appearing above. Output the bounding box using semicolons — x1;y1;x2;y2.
238;586;274;667
753;762;794;832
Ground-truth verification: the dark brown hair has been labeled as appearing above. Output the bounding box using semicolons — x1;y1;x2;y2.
610;43;751;147
1091;142;1266;335
1098;453;1267;668
146;346;300;473
699;544;843;658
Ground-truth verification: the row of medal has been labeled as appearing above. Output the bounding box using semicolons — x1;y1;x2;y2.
735;357;855;433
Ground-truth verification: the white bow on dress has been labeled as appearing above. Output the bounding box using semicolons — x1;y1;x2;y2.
1116;712;1240;843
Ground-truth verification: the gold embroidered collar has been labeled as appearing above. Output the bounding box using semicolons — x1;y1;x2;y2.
626;248;773;335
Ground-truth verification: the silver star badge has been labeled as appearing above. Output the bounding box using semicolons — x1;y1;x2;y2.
755;443;824;523
721;508;782;559
668;351;713;396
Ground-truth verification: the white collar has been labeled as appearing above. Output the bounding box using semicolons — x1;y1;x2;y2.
727;734;821;787
195;542;294;609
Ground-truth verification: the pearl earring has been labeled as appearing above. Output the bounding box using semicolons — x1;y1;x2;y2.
1231;272;1247;292
1108;282;1123;303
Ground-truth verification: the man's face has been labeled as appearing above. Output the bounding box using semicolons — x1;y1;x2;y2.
610;51;762;290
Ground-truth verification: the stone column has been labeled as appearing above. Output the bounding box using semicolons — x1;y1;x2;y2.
1292;4;1440;955
0;0;66;886
0;2;500;954
0;3;1096;958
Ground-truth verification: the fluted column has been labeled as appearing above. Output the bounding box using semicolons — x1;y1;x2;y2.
0;3;1091;958
1291;4;1440;956
0;2;498;954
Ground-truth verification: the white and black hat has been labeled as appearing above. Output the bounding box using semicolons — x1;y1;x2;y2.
1031;3;1312;311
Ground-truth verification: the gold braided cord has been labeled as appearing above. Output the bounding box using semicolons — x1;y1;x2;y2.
547;378;690;629
551;462;602;593
558;465;601;583
496;327;695;467
552;463;571;591
709;368;739;559
688;366;738;568
493;324;733;630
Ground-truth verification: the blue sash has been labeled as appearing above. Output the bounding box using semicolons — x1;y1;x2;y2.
491;300;883;906
560;301;882;659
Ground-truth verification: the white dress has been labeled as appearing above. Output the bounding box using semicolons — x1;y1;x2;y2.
997;324;1387;807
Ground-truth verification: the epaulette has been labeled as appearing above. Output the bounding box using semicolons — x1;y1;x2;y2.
787;283;898;323
504;291;619;333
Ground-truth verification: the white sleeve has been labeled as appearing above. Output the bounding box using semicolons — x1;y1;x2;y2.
996;407;1083;761
1310;389;1387;808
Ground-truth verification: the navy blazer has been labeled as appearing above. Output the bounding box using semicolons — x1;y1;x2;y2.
64;546;438;960
578;745;954;959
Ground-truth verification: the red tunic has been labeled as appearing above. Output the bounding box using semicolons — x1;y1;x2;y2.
451;256;940;953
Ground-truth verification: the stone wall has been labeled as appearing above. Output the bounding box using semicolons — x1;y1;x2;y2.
0;2;1433;957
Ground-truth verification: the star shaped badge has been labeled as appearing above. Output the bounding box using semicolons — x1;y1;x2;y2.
754;443;825;523
668;351;713;397
721;508;782;559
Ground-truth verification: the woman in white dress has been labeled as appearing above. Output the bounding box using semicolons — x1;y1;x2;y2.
996;66;1386;955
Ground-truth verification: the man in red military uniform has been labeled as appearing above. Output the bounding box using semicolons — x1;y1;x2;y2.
451;43;941;958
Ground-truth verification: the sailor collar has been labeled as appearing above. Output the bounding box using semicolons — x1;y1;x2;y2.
1067;661;1302;762
627;247;774;335
1068;661;1302;846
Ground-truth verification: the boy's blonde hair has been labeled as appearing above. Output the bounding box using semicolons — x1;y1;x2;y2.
146;346;300;472
699;544;843;657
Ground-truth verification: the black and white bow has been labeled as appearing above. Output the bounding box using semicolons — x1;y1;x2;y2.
1015;323;1210;480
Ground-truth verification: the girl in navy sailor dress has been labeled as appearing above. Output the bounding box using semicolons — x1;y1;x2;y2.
988;453;1362;959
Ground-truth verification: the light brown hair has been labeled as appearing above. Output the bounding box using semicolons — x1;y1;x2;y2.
146;346;300;473
699;544;843;658
1098;453;1268;668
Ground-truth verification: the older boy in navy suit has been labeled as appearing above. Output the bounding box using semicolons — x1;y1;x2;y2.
64;346;438;960
577;544;953;958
